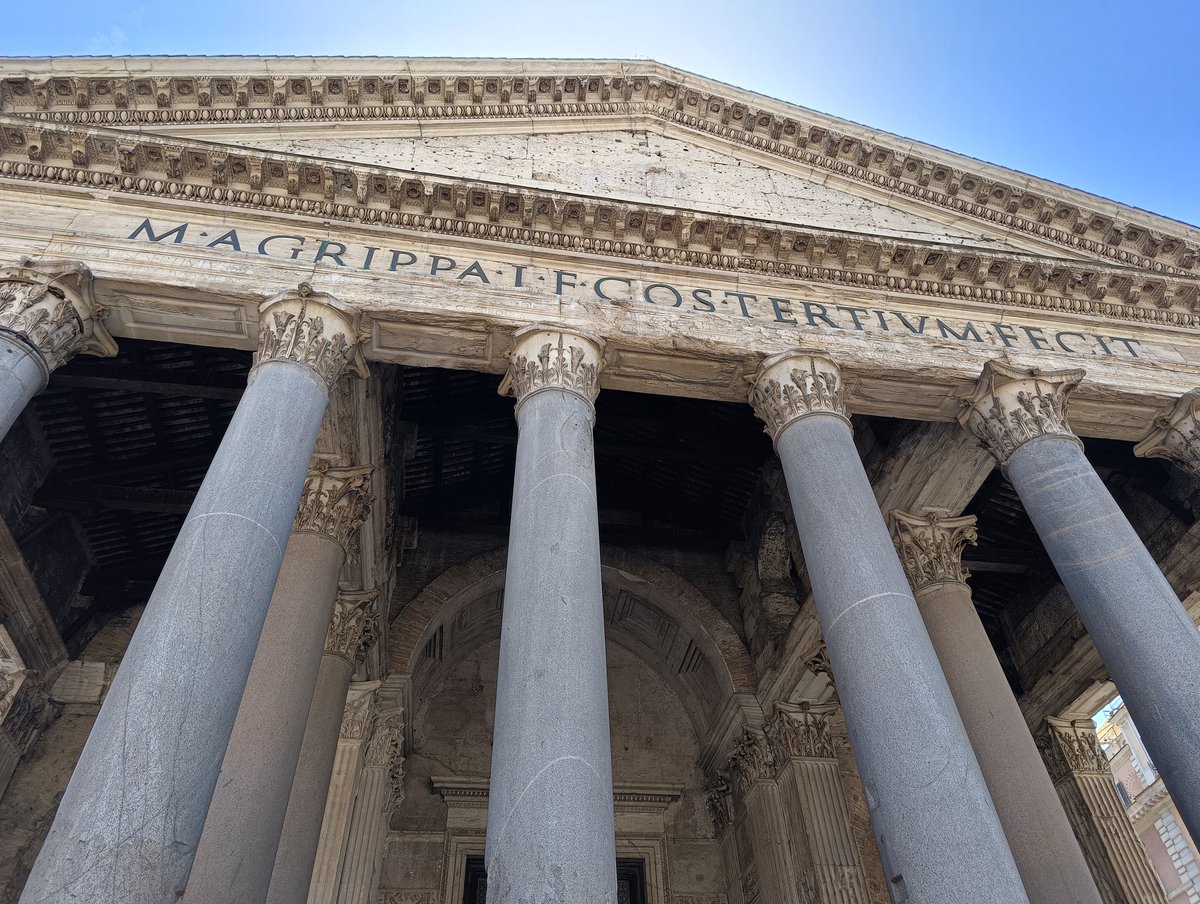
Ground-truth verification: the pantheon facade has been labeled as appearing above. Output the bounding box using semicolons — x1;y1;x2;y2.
0;56;1198;904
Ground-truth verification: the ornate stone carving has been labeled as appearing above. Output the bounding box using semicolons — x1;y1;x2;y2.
958;360;1084;466
365;711;405;812
804;642;835;688
254;283;365;389
1;677;51;754
1134;389;1200;475
0;258;116;371
726;729;777;793
338;680;379;741
499;324;605;408
765;704;838;761
378;893;435;904
890;510;978;591
293;459;373;555
703;772;732;834
1037;717;1111;784
325;590;379;665
749;351;847;441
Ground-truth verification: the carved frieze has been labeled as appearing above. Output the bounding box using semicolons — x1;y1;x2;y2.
890;510;978;592
958;360;1084;466
255;283;365;389
293;459;373;554
499;324;605;408
726;729;777;793
749;351;847;442
1037;717;1111;784
0;257;116;371
1134;389;1200;475
765;704;838;761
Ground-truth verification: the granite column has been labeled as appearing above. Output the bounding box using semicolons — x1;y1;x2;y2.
748;351;1028;904
485;325;617;902
19;284;362;904
0;258;115;442
891;509;1103;904
266;596;378;904
183;462;373;904
960;361;1200;841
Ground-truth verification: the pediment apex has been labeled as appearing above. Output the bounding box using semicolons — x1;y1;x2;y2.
1;56;1196;275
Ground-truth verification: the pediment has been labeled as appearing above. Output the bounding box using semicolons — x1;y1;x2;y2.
226;127;1030;252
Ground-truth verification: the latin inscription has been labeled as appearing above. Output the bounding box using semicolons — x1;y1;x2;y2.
128;218;1145;360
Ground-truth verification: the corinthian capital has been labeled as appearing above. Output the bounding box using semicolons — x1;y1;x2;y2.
890;510;977;592
1134;390;1200;475
748;350;847;442
0;258;116;372
765;703;839;761
958;360;1084;465
1037;717;1111;783
324;589;379;665
726;728;776;792
293;459;373;555
499;323;605;409
255;283;366;388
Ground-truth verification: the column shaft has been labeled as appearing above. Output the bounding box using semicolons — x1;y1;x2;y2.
266;654;357;904
751;352;1028;904
0;332;47;441
486;326;615;902
20;360;329;904
1007;437;1200;840
183;531;345;904
911;572;1102;904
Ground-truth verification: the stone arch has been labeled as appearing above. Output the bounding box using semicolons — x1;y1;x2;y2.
388;546;755;737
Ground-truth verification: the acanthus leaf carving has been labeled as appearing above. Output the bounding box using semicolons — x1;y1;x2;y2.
293;458;373;555
255;282;365;389
1037;717;1111;783
703;771;731;835
764;703;838;761
748;351;846;441
0;258;116;371
338;680;380;740
500;325;605;408
325;590;380;666
1134;389;1200;476
725;728;776;793
958;360;1083;466
890;510;978;592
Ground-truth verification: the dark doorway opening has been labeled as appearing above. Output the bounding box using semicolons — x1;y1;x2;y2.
461;857;647;903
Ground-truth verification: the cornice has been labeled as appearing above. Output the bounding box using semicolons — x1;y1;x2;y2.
1;61;1196;275
1;116;1197;329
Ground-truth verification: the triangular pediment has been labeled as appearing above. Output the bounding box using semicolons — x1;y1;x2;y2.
226;127;1028;251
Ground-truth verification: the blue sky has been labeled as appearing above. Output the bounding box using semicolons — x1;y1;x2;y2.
3;0;1198;226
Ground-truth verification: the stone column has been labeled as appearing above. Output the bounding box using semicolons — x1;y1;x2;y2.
333;704;404;904
765;704;872;904
891;510;1103;904
726;728;815;904
748;351;1028;904
961;361;1200;842
19;284;362;904
1038;717;1169;904
184;461;373;904
0;258;115;442
266;600;378;904
705;774;746;904
485;324;617;902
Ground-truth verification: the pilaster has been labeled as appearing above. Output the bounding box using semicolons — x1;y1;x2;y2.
1038;717;1168;904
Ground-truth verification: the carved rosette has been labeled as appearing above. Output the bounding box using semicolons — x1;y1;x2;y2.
1134;389;1200;475
748;351;847;442
499;323;605;410
702;772;732;835
890;510;978;592
254;283;366;389
765;703;838;761
0;258;116;372
1037;717;1111;784
958;360;1084;466
325;590;380;665
726;729;777;794
293;459;374;555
